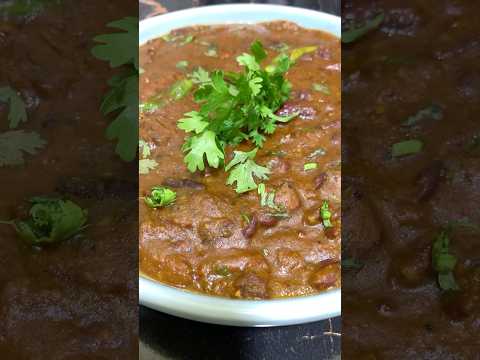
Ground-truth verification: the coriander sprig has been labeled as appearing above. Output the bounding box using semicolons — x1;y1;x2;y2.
144;186;176;208
177;40;298;193
0;197;87;245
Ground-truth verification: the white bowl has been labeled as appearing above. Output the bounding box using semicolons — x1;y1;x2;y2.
139;4;341;327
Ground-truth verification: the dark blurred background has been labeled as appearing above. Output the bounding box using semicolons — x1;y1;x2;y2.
139;3;340;360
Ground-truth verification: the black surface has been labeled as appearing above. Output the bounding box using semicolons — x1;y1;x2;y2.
139;1;341;359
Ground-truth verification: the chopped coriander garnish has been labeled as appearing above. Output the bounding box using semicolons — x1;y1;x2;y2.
226;149;270;193
404;104;443;127
392;139;423;157
432;231;459;291
180;34;195;45
204;44;218;57
144;186;176;208
177;40;297;193
304;162;318;171
92;17;139;161
0;86;27;129
0;197;87;245
308;148;326;159
258;183;276;209
0;130;46;167
169;79;193;100
214;265;231;277
313;83;331;95
176;60;189;70
342;13;385;44
320;200;333;228
139;101;163;114
139;159;158;175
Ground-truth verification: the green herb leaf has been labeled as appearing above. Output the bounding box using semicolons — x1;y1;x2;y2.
392;139;423;157
313;83;331;95
101;73;139;161
1;197;87;245
144;186;176;208
250;40;267;62
320;200;333;228
183;130;224;172
304;162;318;171
178;111;209;134
93;18;139;162
139;159;158;175
170;79;193;100
0;86;27;129
0;130;46;167
404;104;443;126
177;41;295;193
204;44;218;57
190;67;212;86
226;149;270;193
257;183;280;210
92;17;138;69
176;60;189;70
432;231;459;291
342;13;385;44
180;35;195;46
307;148;326;159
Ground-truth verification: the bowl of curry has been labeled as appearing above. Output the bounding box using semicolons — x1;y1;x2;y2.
139;4;341;326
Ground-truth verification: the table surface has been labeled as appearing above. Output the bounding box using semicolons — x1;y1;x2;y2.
139;1;341;359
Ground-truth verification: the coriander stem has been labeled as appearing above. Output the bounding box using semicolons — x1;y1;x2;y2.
0;220;13;226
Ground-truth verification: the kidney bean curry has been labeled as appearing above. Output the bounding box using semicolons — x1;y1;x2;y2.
0;2;137;357
140;22;341;299
342;0;480;357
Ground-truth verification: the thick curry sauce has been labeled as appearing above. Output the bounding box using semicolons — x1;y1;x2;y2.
139;22;341;299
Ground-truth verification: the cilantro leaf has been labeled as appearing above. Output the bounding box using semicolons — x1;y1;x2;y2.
225;149;270;193
101;73;138;161
0;130;46;167
392;139;423;157
320;200;333;228
432;231;459;291
404;104;443;127
1;197;87;245
139;159;158;175
250;40;267;63
342;13;384;44
0;86;27;129
92;17;139;69
93;18;139;162
257;183;280;210
178;111;209;134
304;162;318;171
170;79;193;100
190;67;212;85
177;41;297;193
183;130;224;172
139;139;151;158
144;186;176;208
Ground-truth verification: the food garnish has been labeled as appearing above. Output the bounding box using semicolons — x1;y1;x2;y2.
177;40;299;193
0;197;87;245
432;231;459;291
92;17;139;161
144;186;176;208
